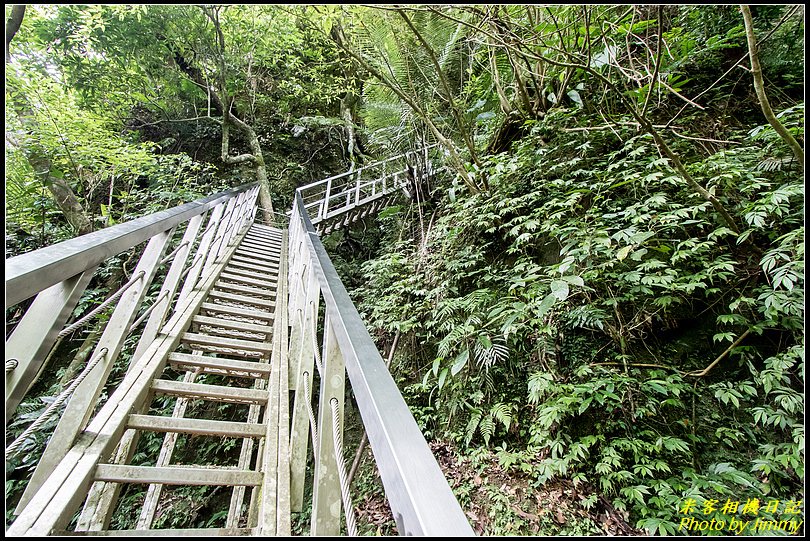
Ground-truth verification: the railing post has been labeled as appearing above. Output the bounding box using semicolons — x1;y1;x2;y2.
74;214;208;530
311;315;345;536
287;263;308;392
131;213;206;363
322;178;332;221
209;195;240;263
176;201;226;305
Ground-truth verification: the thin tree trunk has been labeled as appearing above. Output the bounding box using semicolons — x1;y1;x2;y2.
397;9;481;168
29;154;94;235
332;21;363;168
740;5;804;171
171;38;275;223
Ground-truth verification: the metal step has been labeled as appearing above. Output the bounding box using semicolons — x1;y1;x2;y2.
242;236;282;247
239;237;282;249
127;414;266;438
200;302;274;322
188;327;266;342
180;332;272;356
208;290;275;309
227;261;279;276
191;315;273;335
229;256;279;272
218;272;277;288
233;249;281;264
151;379;268;405
219;268;278;284
94;464;263;486
168;352;272;379
55;528;257;536
248;224;283;235
214;281;276;298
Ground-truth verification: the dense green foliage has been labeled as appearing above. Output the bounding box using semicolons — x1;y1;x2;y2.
5;4;804;535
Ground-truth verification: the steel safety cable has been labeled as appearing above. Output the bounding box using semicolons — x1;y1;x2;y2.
6;347;109;459
57;271;146;339
330;397;359;536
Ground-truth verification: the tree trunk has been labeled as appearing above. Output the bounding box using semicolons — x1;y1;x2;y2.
169;13;276;224
740;5;804;171
29;154;93;235
222;112;275;223
5;4;26;63
332;21;364;168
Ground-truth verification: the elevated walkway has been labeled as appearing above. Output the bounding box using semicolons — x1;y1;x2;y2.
297;144;442;234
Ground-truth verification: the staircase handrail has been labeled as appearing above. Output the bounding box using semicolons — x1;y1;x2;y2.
5;183;258;309
290;192;474;536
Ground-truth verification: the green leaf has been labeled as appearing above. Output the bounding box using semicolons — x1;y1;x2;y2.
437;367;449;390
550;280;570;301
563;275;584;287
450;349;469;376
537;293;557;317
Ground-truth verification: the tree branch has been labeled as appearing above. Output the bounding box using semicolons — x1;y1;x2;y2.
429;7;743;233
396;8;481;168
686;329;751;378
641;6;663;118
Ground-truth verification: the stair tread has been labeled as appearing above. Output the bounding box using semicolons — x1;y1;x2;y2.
208;290;276;309
151;379;268;404
230;255;279;268
181;331;272;353
54;528;256;536
219;272;277;288
233;250;281;263
192;315;273;334
214;281;276;298
200;302;274;321
227;260;279;274
127;414;266;438
94;464;263;486
168;352;272;378
238;239;282;250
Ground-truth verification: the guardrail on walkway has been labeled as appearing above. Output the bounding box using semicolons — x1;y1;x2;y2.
288;192;474;536
5;183;260;516
297;144;441;226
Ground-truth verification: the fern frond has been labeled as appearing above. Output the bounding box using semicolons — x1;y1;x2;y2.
490;402;513;430
479;415;496;446
756;156;795;172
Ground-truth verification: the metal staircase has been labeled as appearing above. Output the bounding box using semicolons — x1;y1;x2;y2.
5;148;474;536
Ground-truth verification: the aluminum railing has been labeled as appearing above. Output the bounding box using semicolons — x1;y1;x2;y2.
297;144;441;225
288;192;474;536
5;183;260;512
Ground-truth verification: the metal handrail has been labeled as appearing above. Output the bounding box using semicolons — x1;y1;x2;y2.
5;183;259;428
291;192;474;536
296;144;439;193
295;144;443;229
5;183;258;308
